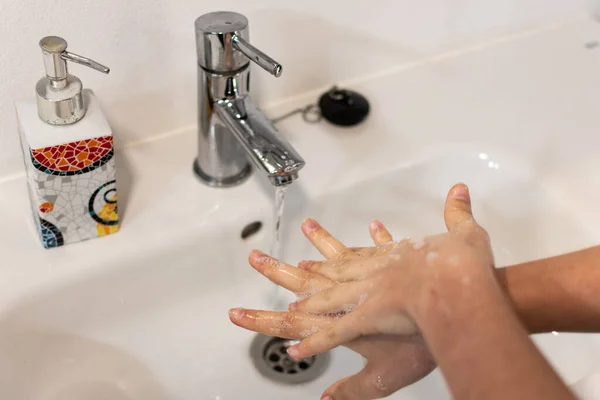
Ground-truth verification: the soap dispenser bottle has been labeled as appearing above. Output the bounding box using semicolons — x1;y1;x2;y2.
15;36;119;249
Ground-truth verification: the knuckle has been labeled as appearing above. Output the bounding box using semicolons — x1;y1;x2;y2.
327;270;344;283
374;246;390;256
325;326;338;340
338;249;353;259
476;226;491;241
284;312;298;326
308;261;321;271
325;260;346;273
297;281;312;293
463;226;490;246
265;258;279;270
315;231;331;242
310;227;325;237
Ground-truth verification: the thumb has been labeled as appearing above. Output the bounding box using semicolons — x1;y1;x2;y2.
444;183;476;232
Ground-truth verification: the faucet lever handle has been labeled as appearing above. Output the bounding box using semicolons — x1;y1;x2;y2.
232;35;282;78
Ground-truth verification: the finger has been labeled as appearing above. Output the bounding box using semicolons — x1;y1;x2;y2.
349;244;396;257
444;183;477;232
369;220;394;245
321;370;374;400
298;256;392;282
302;219;357;260
321;376;352;400
290;279;371;314
348;246;378;257
249;250;333;294
228;308;333;339
323;368;394;400
324;337;435;400
287;311;364;359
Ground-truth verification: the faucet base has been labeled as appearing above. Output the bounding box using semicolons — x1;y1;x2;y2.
193;159;252;188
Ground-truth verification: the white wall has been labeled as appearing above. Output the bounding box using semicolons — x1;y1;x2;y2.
0;0;591;180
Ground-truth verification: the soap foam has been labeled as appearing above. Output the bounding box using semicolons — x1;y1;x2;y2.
389;254;402;261
299;326;319;338
426;252;438;263
339;304;357;314
296;283;325;301
412;238;425;250
358;293;368;305
273;316;292;331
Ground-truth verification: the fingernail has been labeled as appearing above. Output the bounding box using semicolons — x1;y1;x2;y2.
302;218;320;233
322;396;333;400
298;260;313;270
249;250;269;264
370;219;383;230
289;301;298;311
229;308;245;319
287;346;300;358
452;183;470;202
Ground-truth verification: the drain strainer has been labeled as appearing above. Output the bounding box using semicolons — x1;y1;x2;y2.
250;334;330;384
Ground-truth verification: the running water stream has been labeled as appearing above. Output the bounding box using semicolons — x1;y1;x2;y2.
270;186;287;259
269;186;288;309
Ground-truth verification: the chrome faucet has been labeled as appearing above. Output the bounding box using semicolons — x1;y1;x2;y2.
193;11;305;187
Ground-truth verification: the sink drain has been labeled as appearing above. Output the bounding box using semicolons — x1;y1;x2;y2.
250;334;330;384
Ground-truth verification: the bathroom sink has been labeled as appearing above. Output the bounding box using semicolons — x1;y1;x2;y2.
1;18;600;399
1;148;599;399
280;150;600;398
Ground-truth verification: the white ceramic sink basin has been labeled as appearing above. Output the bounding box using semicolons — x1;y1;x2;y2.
1;149;600;399
1;18;600;399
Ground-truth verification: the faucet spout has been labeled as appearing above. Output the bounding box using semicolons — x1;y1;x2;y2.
215;97;305;187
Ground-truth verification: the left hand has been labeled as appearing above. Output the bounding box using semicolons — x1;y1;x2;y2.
230;219;435;399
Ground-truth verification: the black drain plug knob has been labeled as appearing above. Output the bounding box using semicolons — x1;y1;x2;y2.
318;86;370;127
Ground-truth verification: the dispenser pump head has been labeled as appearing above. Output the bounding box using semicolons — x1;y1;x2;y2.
36;36;110;125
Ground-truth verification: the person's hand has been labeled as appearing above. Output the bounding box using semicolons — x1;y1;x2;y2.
285;183;496;360
230;219;435;399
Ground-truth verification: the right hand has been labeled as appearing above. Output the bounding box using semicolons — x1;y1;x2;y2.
287;184;496;360
230;219;436;399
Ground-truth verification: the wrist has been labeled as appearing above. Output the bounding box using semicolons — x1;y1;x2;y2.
408;259;502;326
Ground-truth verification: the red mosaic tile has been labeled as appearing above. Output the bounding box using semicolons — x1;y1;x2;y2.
31;136;113;173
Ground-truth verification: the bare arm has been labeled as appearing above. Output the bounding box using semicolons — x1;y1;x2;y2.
498;246;600;333
416;260;575;400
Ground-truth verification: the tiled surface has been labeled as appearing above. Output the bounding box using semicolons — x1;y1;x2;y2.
21;135;119;248
30;136;114;175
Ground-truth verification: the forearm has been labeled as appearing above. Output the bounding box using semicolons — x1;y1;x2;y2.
497;246;600;333
416;267;575;400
